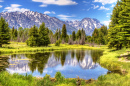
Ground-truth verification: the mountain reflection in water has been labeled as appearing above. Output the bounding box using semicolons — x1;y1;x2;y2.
4;50;108;79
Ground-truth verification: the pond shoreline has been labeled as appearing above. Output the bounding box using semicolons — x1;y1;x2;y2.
0;42;106;55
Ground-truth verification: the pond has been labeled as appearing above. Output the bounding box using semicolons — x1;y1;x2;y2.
0;50;108;80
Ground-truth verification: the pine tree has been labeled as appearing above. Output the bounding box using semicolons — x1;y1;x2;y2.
118;0;130;48
61;24;67;40
38;22;50;46
0;17;10;47
11;27;15;40
108;0;130;49
26;25;39;46
14;29;18;40
92;28;99;44
80;28;86;45
72;31;76;41
76;29;81;39
58;29;61;40
55;29;59;40
108;0;123;49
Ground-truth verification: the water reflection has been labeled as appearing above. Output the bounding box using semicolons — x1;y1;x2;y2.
6;50;108;79
0;56;9;72
26;52;51;74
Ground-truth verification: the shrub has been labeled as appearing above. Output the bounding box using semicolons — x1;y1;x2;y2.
37;74;52;86
55;40;61;46
55;72;64;83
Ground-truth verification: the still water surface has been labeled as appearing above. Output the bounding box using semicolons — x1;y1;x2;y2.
0;50;108;80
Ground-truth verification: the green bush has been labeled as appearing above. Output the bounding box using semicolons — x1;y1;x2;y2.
55;72;64;83
26;36;38;47
55;40;61;46
37;74;52;86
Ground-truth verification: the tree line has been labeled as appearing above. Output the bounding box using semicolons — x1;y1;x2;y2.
0;16;108;47
0;16;114;47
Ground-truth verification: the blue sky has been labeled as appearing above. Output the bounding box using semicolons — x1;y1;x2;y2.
0;0;117;26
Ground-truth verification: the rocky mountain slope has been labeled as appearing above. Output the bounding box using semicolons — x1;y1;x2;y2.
0;11;103;35
65;18;103;35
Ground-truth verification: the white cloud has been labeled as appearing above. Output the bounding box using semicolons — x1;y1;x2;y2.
102;20;111;26
32;0;78;7
111;4;115;7
93;5;99;9
83;1;89;4
0;0;3;2
57;14;75;20
0;5;2;8
91;4;99;9
4;4;30;12
98;6;110;10
107;13;112;15
44;11;56;14
87;8;90;11
106;13;112;17
94;0;117;5
40;4;47;7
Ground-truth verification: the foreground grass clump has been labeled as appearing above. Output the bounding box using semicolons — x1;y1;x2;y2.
0;71;87;86
87;48;130;86
37;72;77;86
0;71;37;86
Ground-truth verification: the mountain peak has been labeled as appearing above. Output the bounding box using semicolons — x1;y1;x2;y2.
0;11;102;35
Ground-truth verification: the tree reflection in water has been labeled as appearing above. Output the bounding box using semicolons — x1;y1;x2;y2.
90;50;103;63
54;51;68;66
25;52;51;74
0;56;9;72
25;50;103;73
5;50;103;75
76;50;85;62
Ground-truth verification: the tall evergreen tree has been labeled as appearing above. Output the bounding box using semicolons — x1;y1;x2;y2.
76;29;81;39
61;24;67;39
108;0;123;49
0;17;10;47
11;27;15;40
54;29;59;40
118;0;130;48
72;31;76;41
26;25;39;46
92;28;99;44
14;29;18;40
108;0;130;49
58;29;61;40
80;28;86;45
39;22;50;46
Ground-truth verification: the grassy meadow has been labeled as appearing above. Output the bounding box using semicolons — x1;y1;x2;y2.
0;42;106;54
0;42;130;86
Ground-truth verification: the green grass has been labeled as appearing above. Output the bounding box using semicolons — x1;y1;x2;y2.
0;71;87;86
0;42;105;54
86;48;130;86
0;71;37;86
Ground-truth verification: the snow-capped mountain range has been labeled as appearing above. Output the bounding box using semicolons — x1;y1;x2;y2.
0;11;103;35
